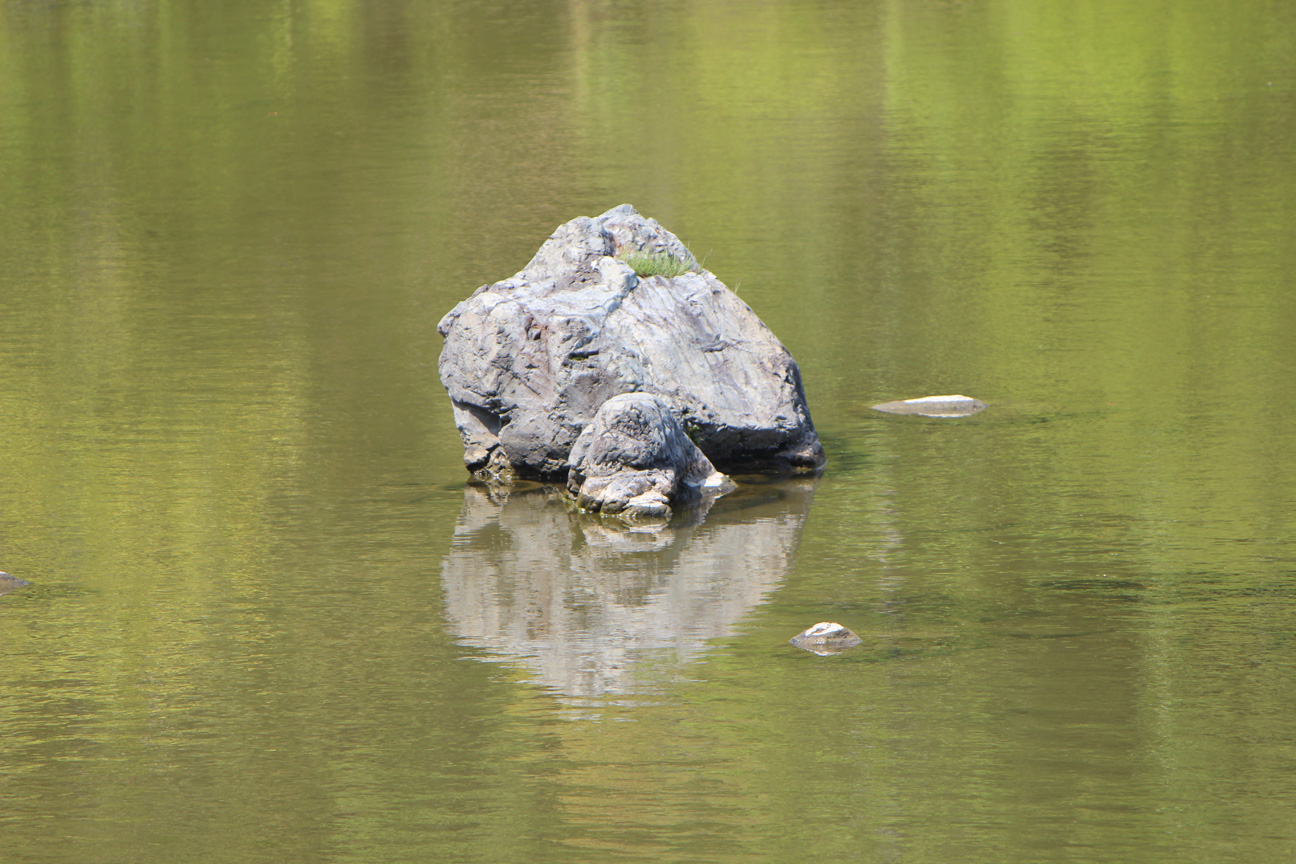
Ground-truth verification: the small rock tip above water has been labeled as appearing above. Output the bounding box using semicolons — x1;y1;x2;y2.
872;394;987;418
0;571;32;596
790;621;862;655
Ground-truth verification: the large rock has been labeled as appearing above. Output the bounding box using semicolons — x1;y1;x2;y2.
566;392;732;520
437;205;825;480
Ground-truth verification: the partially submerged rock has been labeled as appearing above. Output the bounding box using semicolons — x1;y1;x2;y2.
872;394;987;417
438;205;824;482
0;572;31;596
790;621;862;655
567;392;733;520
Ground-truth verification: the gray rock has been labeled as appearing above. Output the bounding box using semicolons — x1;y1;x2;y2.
438;204;825;480
872;394;987;417
0;572;31;596
790;621;862;655
567;392;733;520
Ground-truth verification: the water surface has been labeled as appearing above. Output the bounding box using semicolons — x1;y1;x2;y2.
2;1;1294;861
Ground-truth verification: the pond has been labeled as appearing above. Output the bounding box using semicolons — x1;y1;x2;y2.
1;1;1294;861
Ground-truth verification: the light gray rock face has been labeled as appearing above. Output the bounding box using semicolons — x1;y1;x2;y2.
567;392;732;520
437;204;825;480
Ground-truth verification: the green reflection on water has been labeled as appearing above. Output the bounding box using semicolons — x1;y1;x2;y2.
1;0;1294;861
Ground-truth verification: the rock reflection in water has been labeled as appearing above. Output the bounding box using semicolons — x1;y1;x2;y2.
440;480;816;703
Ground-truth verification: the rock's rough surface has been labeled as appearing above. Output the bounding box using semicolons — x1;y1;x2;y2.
438;205;825;480
872;394;987;417
790;621;862;655
566;392;732;519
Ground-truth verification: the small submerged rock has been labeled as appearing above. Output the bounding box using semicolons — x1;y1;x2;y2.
790;621;862;655
872;394;987;418
0;572;31;596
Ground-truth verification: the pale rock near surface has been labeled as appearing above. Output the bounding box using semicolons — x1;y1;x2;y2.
872;394;987;417
437;205;825;481
790;621;862;655
566;392;732;520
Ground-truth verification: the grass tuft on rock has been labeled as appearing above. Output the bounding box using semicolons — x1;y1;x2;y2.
618;249;696;278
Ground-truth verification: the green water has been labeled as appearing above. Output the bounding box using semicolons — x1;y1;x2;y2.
2;1;1294;861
